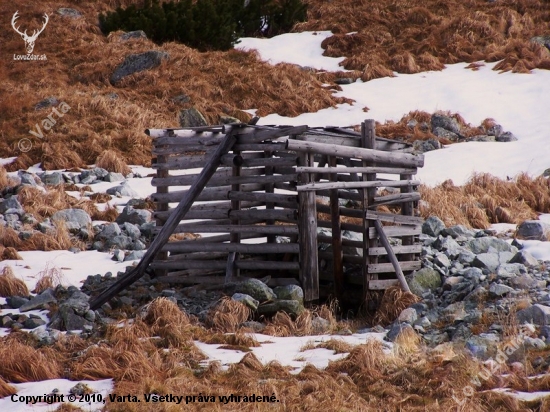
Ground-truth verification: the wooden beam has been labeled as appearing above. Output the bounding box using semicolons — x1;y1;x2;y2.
161;242;300;254
297;179;420;192
286;138;424;168
295;166;417;175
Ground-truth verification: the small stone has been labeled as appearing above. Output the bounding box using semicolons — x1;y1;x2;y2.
6;296;30;309
119;30;147;41
489;283;514;297
112;249;125;262
104;172;125;182
516;304;550;326
23;317;46;329
496;131;517;142
234;278;276;303
472;253;500;272
240;321;265;333
40;172;64;186
110;51;169;85
385;322;415;342
116;206;152;225
19;290;56;312
231;293;259;311
311;317;331;334
431;113;461;134
509;250;540;267
124;250;145;261
273;285;304;303
334;78;354;85
422;216;446;237
398;308;418;324
179;107;208;128
516;220;550;241
51;209;92;232
57;8;82;18
106;182;139;197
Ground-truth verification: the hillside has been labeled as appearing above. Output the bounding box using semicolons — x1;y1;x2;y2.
1;0;549;170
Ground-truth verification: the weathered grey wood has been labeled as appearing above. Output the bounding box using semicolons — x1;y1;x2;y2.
226;252;238;282
155;183;265;205
151;168;264;190
153;201;263;220
367;261;421;274
295;166;417;175
362;120;377;297
238;157;298;168
369;192;421;207
162;224;299;235
298;152;319;302
233;143;287;151
368;279;400;290
153;260;299;273
152;145;218;155
161;251;227;261
155;207;297;222
152;175;296;202
329;156;344;302
297;179;420;192
373;219;411;292
161;242;299;254
89;128;237;310
152;153;239;170
365;210;423;225
228;191;297;208
154;151;169;278
368;244;422;256
238;125;308;143
286;139;424;168
152;134;224;147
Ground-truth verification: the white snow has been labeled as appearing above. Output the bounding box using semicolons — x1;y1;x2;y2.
195;332;390;373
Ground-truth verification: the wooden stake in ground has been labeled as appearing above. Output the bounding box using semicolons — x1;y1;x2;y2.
89;128;237;310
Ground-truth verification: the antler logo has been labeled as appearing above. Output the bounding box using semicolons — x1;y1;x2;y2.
11;11;49;55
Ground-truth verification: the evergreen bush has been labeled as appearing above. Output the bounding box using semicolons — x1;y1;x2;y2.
99;0;308;51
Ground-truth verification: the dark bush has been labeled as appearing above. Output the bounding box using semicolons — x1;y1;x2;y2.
99;0;308;51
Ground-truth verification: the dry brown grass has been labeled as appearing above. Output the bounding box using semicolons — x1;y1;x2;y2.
33;264;65;294
372;285;420;326
0;266;29;297
420;172;550;228
0;377;17;398
1;246;23;260
207;296;252;333
0;334;62;382
95;150;132;175
299;0;550;81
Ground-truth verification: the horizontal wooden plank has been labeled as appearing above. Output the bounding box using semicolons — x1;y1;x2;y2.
368;244;422;256
370;192;421;207
365;210;423;225
157;224;299;235
295;166;417;175
297;179;420;192
155;207;297;222
239;157;298;168
152;153;238;170
238;125;308;143
368;261;421;274
368;225;422;239
228;191;297;208
368;279;400;290
233;143;287;151
152;175;297;202
151;167;264;188
161;242;300;254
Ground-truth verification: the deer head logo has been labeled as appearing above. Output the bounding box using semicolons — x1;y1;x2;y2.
11;11;49;55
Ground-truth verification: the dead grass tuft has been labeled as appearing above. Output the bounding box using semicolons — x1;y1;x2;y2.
1;247;23;260
420;172;550;228
317;338;355;354
207;296;251;333
0;377;17;397
95;150;132;175
0;266;29;297
0;335;62;382
33;264;65;294
373;285;420;326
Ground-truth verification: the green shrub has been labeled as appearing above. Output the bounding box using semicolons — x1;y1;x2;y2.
99;0;308;51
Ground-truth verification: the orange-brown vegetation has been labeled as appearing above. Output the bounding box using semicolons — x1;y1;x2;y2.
33;264;65;294
0;1;350;171
95;149;132;175
419;172;550;228
1;246;23;261
373;285;420;326
299;0;550;81
0;266;29;297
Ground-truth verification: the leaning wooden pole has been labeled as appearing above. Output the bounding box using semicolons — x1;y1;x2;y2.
89;128;237;310
372;219;411;293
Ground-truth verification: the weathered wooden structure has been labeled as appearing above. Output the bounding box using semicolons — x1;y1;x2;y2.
90;119;424;310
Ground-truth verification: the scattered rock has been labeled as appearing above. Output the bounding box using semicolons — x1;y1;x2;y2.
118;30;147;42
517;304;550;326
422;216;446;237
57;8;82;18
179;107;208;128
19;290;57;312
110;51;169;85
106;182;139;197
516;220;550;241
116;206;152;225
273;285;304;303
231;293;259;311
431;113;461;135
234;278;276;303
51;209;92;231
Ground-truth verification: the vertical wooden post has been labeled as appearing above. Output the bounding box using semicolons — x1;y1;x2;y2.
154;152;169;278
400;173;414;263
361;120;377;303
265;150;276;244
227;142;241;281
329;156;344;303
298;152;319;302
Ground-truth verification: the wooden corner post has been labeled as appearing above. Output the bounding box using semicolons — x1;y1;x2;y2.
298;152;319;302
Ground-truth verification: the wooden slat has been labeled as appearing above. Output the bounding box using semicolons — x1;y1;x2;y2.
368;225;421;239
228;191;297;208
369;192;421;207
155;207;297;222
151;167;263;188
146;127;225;139
365;210;423;225
295;166;417;175
161;242;300;254
367;261;421;274
297;179;420;192
369;279;400;290
233;143;287;151
368;244;422;256
329;156;344;302
238;125;308;143
160;224;299;235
